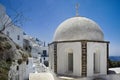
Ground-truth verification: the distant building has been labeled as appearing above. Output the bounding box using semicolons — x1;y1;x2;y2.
3;24;24;47
23;35;48;63
0;4;24;48
41;46;48;62
8;60;27;80
25;58;35;80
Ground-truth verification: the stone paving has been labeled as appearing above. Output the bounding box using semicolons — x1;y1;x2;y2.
29;58;55;80
29;73;55;80
29;59;120;80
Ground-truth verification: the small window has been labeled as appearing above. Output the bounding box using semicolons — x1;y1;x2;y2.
43;50;47;56
17;35;20;40
6;31;9;36
44;57;45;60
38;52;41;54
26;60;29;65
25;47;28;50
16;66;19;70
40;59;42;62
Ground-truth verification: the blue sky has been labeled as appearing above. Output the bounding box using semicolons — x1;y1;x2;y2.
0;0;120;56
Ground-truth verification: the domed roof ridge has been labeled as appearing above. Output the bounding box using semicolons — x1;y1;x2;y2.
54;16;104;41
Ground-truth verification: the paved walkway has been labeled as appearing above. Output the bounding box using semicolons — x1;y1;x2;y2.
109;67;120;74
32;58;48;72
29;59;120;80
29;73;55;80
29;58;56;80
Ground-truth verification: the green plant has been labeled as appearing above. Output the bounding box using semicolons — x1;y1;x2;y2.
0;41;11;51
0;74;8;80
16;44;20;49
17;59;23;65
4;42;12;49
0;36;7;41
109;59;120;68
22;54;28;61
0;60;11;80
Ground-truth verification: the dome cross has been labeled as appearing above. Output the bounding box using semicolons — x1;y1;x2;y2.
75;3;79;16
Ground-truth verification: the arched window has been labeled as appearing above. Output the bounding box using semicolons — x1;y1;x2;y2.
68;49;73;72
94;52;100;73
68;53;73;72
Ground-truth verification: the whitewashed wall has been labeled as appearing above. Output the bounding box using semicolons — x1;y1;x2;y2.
57;42;81;76
3;25;24;48
31;46;41;58
41;46;48;55
25;58;35;80
0;4;24;48
41;46;49;61
19;62;27;80
49;44;54;72
87;42;107;77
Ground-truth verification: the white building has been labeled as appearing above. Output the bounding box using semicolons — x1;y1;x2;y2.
49;16;109;77
25;58;35;80
0;4;24;48
8;60;27;80
23;35;48;63
41;46;48;62
3;24;24;48
23;35;41;57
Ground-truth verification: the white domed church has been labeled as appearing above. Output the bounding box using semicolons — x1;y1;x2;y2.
49;9;109;77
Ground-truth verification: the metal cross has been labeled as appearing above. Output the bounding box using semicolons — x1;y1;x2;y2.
75;3;79;16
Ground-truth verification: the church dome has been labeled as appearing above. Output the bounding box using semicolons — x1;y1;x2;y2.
53;16;104;41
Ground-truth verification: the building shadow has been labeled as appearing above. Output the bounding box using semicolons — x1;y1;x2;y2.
108;70;116;74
